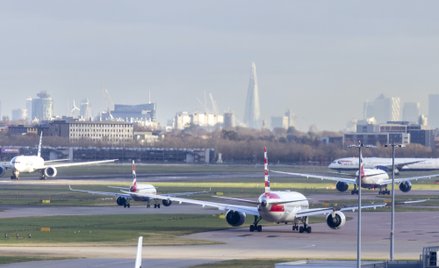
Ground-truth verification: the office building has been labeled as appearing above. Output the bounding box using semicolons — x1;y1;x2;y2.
243;62;261;128
223;112;236;129
364;94;400;123
111;102;156;123
31;91;54;122
402;102;421;123
45;120;133;144
79;99;93;120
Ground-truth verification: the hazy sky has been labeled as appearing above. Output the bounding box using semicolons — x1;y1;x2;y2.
1;1;439;131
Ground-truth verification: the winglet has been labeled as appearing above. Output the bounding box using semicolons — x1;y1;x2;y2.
264;146;270;193
135;236;143;268
37;131;43;158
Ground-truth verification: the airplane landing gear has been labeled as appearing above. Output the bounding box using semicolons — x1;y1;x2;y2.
40;171;46;180
11;170;19;180
351;185;359;195
249;216;262;232
293;217;311;233
123;203;131;208
378;188;390;195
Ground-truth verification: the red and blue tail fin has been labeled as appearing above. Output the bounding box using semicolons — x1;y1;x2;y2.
130;160;137;192
264;146;270;193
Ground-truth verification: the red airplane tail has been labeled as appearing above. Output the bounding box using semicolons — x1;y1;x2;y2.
264;146;270;193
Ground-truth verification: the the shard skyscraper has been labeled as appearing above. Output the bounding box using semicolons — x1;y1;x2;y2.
244;62;261;128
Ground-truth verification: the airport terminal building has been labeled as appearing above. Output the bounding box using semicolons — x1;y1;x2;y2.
44;120;134;144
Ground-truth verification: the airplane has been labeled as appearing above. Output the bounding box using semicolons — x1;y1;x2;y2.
0;132;117;180
120;147;385;233
273;154;439;195
328;157;439;173
69;160;209;208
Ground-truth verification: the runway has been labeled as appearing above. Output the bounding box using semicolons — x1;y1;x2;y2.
0;208;438;267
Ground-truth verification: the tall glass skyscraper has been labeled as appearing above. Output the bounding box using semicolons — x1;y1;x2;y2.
243;62;261;129
31;91;53;122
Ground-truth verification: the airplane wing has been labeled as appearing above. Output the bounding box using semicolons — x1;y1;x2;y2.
211;195;260;205
384;173;439;184
212;195;308;206
296;203;386;217
164;188;211;197
44;158;70;164
69;185;131;199
42;159;118;169
121;190;260;216
378;160;426;171
271;170;356;184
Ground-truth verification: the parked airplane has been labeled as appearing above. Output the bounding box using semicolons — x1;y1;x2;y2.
69;161;209;208
121;147;385;233
273;154;439;195
328;157;439;173
0;132;117;180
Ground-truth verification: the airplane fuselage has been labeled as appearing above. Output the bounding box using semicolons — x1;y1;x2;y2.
257;191;309;223
357;168;390;188
131;185;157;202
329;157;439;171
10;155;44;173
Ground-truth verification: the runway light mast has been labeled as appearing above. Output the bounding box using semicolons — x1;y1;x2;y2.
385;143;404;261
349;141;374;268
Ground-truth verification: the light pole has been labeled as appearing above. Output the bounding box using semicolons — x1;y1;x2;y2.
385;143;404;261
349;141;372;268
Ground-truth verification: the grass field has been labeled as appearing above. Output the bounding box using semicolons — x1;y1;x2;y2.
0;214;231;245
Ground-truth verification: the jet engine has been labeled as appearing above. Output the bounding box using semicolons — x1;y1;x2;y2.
162;199;172;207
116;196;128;206
336;181;349;192
44;167;57;178
399;181;412;192
326;211;346;229
225;210;246;227
0;165;5;177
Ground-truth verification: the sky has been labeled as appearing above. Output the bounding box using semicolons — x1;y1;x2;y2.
1;0;439;131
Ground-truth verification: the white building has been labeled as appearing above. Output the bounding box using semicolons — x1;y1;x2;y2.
174;112;224;130
174;112;191;130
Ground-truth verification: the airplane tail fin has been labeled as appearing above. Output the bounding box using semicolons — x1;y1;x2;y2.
130;160;137;192
37;131;43;158
134;236;143;268
264;146;270;193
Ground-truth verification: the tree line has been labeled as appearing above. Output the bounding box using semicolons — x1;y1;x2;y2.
0;126;436;164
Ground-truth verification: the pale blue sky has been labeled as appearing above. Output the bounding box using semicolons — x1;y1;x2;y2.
1;1;439;131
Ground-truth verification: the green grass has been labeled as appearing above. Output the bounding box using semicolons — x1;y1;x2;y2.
0;256;66;265
0;214;234;245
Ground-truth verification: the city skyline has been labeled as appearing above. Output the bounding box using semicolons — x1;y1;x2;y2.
1;1;439;131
